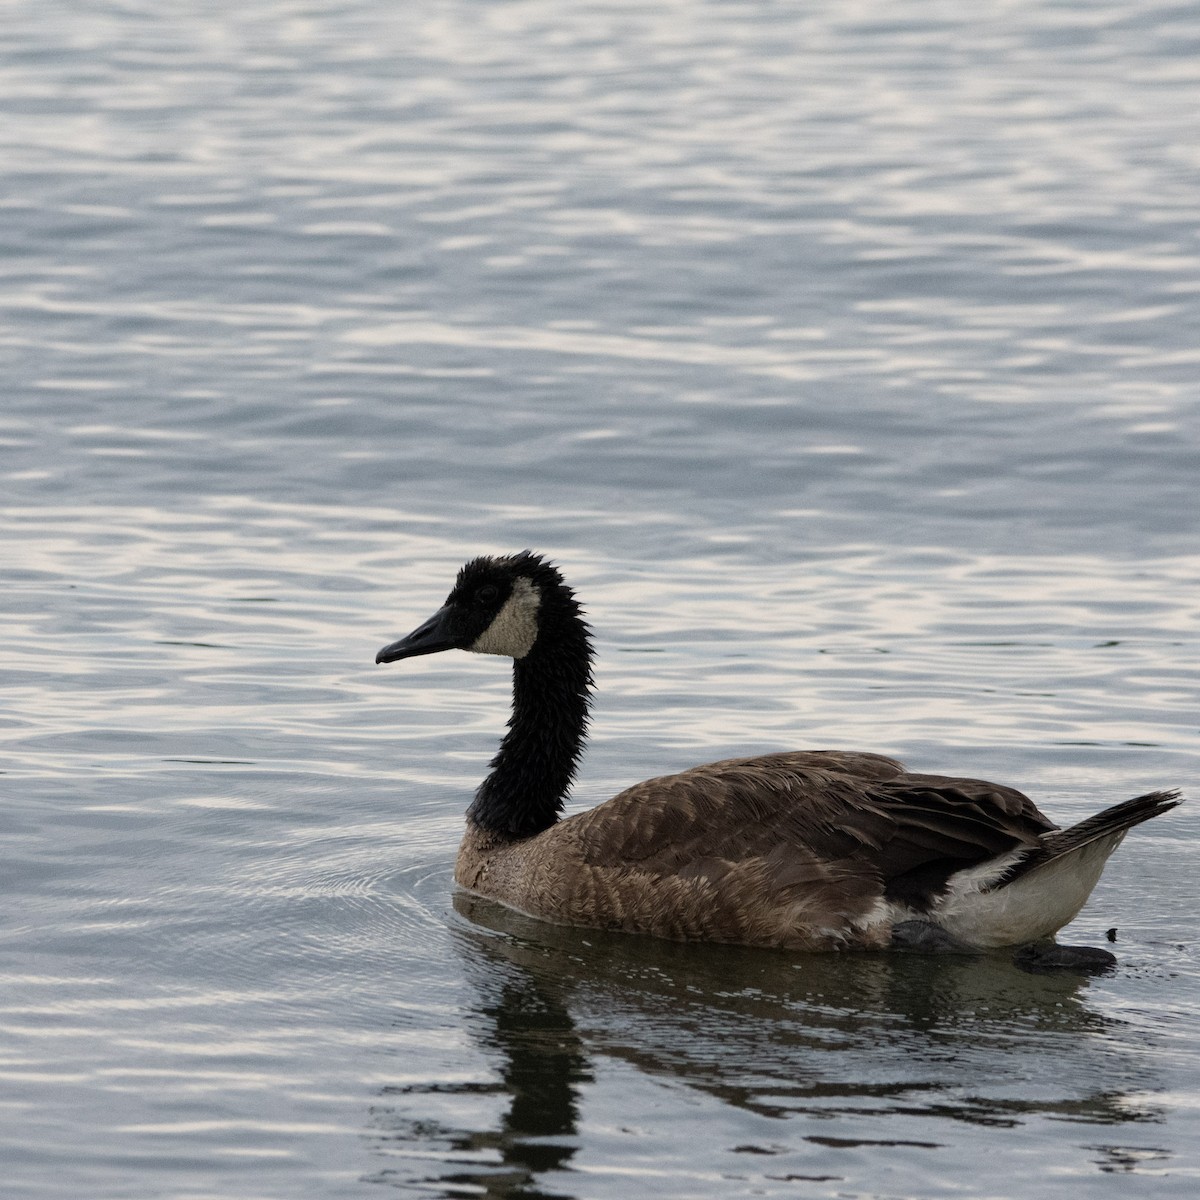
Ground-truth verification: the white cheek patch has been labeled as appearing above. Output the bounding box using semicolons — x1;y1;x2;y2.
469;577;541;658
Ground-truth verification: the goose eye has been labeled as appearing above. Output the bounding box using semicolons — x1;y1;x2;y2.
476;584;499;606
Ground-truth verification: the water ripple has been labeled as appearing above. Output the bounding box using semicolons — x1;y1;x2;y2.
3;1;1199;1197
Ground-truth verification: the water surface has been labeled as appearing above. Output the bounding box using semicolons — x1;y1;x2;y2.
2;1;1198;1197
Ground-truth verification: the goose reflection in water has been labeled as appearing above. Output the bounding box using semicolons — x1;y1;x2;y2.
364;894;1167;1197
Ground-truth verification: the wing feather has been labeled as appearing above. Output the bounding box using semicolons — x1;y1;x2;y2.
566;752;1058;911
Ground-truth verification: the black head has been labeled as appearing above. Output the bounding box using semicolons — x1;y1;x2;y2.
375;551;564;665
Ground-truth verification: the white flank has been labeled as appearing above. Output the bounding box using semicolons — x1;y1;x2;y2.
931;833;1128;948
470;577;542;659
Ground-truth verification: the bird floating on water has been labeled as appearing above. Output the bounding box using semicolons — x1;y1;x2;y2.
376;551;1180;969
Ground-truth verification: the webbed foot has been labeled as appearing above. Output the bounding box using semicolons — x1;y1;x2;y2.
890;919;977;955
1012;941;1117;975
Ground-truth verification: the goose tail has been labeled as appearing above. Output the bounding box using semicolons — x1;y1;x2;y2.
1031;789;1182;870
935;790;1181;948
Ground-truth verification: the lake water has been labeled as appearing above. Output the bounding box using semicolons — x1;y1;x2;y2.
2;1;1198;1196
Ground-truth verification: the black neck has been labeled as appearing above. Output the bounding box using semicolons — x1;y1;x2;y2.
466;588;593;840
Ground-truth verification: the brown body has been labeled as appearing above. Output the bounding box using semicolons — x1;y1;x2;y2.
452;749;1105;951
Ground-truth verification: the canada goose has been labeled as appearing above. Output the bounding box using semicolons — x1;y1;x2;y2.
376;552;1180;963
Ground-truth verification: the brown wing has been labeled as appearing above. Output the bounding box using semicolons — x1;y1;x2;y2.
567;752;1058;912
854;774;1057;907
567;751;904;867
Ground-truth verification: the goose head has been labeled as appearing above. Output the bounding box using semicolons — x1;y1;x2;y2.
376;551;555;665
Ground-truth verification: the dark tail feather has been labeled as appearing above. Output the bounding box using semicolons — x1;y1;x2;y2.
995;790;1181;888
1041;789;1182;861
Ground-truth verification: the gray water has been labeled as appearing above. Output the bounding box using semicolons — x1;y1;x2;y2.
3;1;1199;1196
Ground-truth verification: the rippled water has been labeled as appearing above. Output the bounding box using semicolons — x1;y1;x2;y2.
3;1;1198;1197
